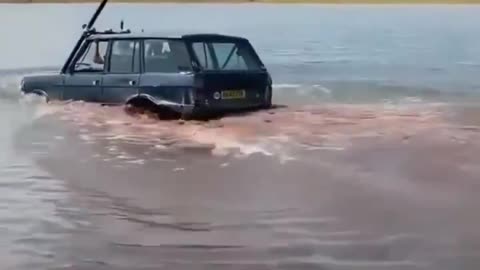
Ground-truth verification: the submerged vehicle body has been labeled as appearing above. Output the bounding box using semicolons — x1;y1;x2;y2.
20;0;272;119
21;32;273;119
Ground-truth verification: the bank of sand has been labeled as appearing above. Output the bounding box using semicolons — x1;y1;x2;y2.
3;0;480;4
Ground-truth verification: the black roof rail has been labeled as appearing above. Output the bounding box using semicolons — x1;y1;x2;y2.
88;28;131;36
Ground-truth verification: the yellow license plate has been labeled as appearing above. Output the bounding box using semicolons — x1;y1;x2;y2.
221;90;246;99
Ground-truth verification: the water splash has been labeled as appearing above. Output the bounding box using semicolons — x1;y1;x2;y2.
19;98;461;165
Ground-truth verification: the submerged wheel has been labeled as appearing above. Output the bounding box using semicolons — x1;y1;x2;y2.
125;97;181;120
124;97;155;115
263;85;272;109
180;111;193;121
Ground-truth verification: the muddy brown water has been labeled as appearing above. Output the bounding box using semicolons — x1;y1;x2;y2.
3;3;480;270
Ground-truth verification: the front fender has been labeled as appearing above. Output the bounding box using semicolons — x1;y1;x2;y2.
21;73;63;100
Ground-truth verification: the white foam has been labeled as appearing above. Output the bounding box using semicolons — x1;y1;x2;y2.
0;74;23;100
220;162;229;168
304;145;345;151
294;256;424;268
258;216;339;225
125;159;145;165
313;84;332;94
456;61;480;67
401;96;423;103
153;158;175;162
107;146;118;152
154;144;168;150
273;84;302;89
30;103;60;120
78;134;94;143
116;154;134;160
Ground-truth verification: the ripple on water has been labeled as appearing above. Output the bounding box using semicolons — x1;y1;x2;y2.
0;155;92;269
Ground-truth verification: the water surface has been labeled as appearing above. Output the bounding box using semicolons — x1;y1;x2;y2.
2;4;480;270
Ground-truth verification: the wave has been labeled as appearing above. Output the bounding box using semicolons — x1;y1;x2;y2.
456;61;480;67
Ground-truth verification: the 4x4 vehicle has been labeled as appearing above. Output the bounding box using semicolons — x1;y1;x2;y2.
20;0;273;119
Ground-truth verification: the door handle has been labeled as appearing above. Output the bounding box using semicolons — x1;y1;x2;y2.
92;80;99;86
129;80;136;86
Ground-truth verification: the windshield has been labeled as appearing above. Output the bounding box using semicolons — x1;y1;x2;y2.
190;41;261;71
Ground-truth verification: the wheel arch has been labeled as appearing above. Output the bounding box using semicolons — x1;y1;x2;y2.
25;89;50;103
124;94;184;119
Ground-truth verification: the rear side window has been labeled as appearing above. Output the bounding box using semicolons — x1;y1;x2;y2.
212;43;248;70
144;39;192;73
191;41;261;71
192;42;214;69
109;40;140;73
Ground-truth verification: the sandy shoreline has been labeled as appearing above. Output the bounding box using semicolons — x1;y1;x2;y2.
3;0;480;4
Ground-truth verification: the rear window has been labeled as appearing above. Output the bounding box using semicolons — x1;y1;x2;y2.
191;41;261;71
144;39;192;73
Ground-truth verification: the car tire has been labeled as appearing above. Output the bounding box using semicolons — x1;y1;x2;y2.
180;111;193;121
263;85;272;109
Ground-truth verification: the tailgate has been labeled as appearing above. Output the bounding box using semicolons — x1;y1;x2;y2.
194;71;269;107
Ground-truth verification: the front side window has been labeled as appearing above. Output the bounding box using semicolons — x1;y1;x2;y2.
74;40;108;72
108;39;141;73
144;39;192;73
190;41;261;71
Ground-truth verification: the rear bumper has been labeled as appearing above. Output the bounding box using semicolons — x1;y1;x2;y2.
134;86;269;119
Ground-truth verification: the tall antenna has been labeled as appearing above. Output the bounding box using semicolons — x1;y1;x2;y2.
61;0;109;73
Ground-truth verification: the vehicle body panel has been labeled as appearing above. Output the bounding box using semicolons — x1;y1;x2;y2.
138;73;195;107
102;73;140;104
63;73;103;102
194;71;270;110
22;73;63;100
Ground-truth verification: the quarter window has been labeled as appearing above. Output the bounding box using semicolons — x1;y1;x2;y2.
191;41;261;71
109;40;140;73
192;42;214;69
212;43;248;70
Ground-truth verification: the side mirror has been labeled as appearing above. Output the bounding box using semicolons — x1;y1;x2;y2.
82;24;87;30
191;61;201;72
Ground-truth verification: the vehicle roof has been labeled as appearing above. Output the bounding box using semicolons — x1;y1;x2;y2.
86;31;249;42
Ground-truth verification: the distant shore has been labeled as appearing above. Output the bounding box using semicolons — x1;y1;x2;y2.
3;0;480;3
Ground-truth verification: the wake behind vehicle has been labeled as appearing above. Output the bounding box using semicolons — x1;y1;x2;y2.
20;0;273;120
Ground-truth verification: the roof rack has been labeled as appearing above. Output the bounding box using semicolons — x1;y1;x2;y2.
85;28;131;36
83;19;131;36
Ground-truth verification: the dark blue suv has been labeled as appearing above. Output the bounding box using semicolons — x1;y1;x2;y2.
20;32;273;119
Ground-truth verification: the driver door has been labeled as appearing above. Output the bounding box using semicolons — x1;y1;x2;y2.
63;40;108;102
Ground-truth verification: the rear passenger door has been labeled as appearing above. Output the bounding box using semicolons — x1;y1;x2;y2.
101;39;141;104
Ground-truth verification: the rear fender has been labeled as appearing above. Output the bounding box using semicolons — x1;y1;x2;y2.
125;93;193;114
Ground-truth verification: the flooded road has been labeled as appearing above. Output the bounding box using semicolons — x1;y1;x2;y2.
2;3;480;270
